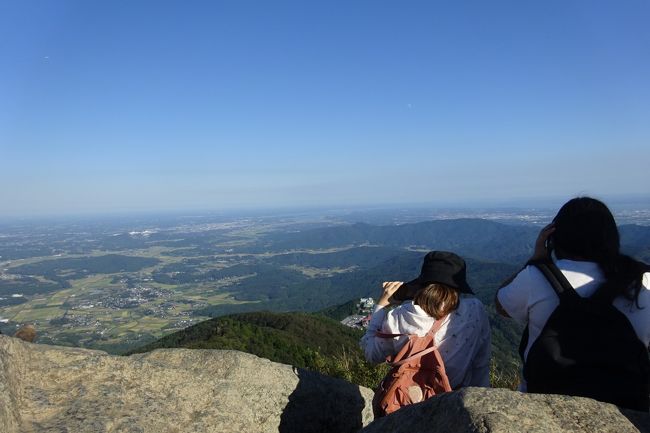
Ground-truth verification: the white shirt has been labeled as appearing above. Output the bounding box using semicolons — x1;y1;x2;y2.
497;259;650;361
359;296;491;389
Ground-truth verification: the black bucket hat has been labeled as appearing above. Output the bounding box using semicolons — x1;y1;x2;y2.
393;251;473;301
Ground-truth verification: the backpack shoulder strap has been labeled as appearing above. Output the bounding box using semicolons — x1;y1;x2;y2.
527;259;578;302
390;314;449;367
427;314;448;337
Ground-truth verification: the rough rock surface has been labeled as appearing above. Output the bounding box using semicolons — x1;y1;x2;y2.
361;387;649;433
0;335;374;433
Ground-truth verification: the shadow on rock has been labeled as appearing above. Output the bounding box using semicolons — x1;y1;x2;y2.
619;407;650;433
279;367;370;433
360;388;650;433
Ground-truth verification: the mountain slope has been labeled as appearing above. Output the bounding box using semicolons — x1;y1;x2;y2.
235;219;539;263
129;311;390;388
133;305;522;389
192;252;519;318
132;312;360;359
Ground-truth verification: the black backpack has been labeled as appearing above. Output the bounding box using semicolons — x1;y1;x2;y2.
520;260;650;412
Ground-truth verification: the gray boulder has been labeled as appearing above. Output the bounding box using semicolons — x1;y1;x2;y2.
361;387;649;433
0;335;374;433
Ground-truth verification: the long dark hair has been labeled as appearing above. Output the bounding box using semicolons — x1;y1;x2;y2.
552;197;647;307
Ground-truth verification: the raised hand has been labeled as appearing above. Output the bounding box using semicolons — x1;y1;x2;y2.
530;223;556;261
378;281;404;306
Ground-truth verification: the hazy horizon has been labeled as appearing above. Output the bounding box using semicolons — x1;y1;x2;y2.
1;193;648;224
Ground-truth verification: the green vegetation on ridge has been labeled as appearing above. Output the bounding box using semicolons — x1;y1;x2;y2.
130;309;522;389
130;311;390;388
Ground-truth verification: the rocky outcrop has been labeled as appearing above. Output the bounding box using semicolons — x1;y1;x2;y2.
361;387;649;433
3;335;648;433
0;336;374;433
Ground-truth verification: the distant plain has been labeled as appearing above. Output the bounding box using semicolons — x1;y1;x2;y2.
1;205;649;358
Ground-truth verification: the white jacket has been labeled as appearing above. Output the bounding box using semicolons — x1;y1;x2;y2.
360;296;491;389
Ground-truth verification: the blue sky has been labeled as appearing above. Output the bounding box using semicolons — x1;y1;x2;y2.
1;1;649;216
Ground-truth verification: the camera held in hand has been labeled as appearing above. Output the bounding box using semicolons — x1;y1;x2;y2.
391;282;420;302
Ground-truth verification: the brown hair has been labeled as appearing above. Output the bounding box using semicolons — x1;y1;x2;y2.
414;283;459;319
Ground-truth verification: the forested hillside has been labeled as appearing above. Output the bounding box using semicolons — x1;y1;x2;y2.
232;219;540;263
130;311;390;388
192;252;520;317
132;308;522;389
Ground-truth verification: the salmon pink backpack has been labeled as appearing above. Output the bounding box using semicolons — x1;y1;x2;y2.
372;316;452;417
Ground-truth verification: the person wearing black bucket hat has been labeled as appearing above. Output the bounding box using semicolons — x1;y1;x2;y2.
360;250;491;391
393;251;474;301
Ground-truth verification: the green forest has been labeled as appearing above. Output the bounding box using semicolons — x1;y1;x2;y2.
130;310;521;390
130;311;392;388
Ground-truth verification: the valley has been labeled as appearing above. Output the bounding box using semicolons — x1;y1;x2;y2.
1;206;648;363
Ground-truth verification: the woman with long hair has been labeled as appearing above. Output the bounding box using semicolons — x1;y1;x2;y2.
496;196;650;409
